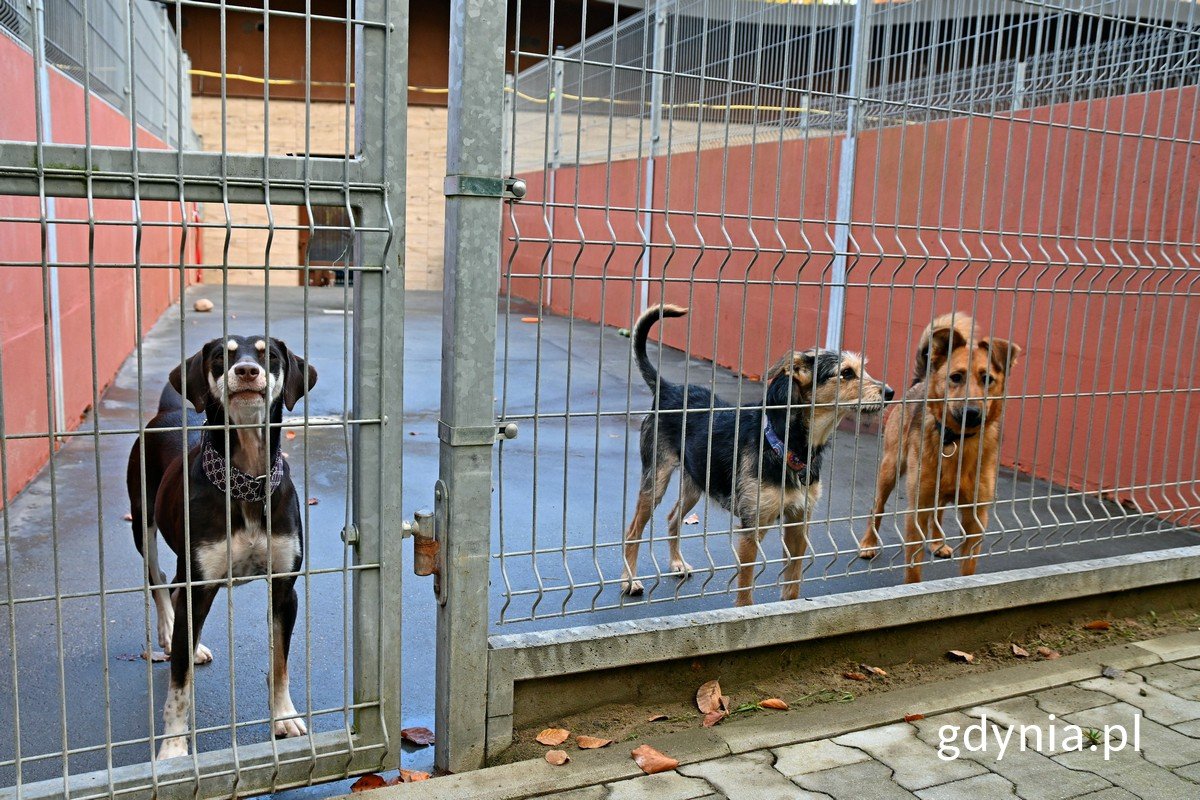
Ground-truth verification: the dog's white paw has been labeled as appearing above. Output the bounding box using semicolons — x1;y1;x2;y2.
622;578;644;596
669;559;693;579
932;544;953;559
273;716;308;739
157;737;189;761
193;644;213;664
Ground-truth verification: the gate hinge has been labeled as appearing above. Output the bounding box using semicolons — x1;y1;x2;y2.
438;420;519;446
443;175;527;201
404;481;448;605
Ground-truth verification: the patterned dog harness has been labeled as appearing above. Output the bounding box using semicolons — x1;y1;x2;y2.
201;439;284;502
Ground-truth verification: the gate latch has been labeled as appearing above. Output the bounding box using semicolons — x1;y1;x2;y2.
403;480;449;605
443;175;527;202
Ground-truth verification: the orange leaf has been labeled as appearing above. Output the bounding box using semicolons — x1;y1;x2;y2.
577;735;612;749
719;695;732;714
759;698;789;710
842;671;869;681
904;713;925;723
521;317;539;323
696;679;723;714
946;650;975;664
401;726;435;746
388;769;431;785
286;430;297;440
545;750;570;766
647;713;668;722
860;664;888;678
702;710;727;728
1037;646;1061;660
350;774;387;792
1011;644;1030;658
536;728;570;746
631;744;679;775
1083;620;1111;631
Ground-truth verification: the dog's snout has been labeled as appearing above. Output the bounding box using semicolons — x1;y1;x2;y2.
233;362;262;380
962;404;984;427
883;384;895;402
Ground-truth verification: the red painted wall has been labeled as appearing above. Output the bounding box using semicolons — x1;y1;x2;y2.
503;85;1200;522
0;34;199;504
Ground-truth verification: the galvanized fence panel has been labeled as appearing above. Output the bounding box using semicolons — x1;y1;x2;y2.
0;0;406;797
493;0;1200;626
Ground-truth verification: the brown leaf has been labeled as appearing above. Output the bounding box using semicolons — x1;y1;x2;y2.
647;713;668;722
401;726;435;746
536;728;570;746
860;664;888;678
842;671;869;681
696;679;723;714
307;497;320;506
123;512;133;521
946;650;975;663
577;735;613;749
350;774;387;792
683;513;700;525
719;695;732;714
1083;620;1111;631
631;744;679;775
702;710;727;728
521;316;539;323
388;769;431;784
1011;644;1030;658
904;713;925;723
759;698;789;710
1037;646;1061;660
545;749;570;766
193;298;214;313
286;430;297;440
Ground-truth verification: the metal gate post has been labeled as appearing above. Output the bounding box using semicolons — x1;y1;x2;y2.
437;0;506;774
352;0;407;772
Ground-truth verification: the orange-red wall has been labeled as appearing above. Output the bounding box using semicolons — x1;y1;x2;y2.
503;86;1200;522
1;34;198;504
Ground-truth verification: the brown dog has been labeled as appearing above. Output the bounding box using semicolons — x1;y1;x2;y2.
857;313;1020;582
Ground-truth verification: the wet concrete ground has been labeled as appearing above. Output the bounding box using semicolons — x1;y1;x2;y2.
0;286;1194;796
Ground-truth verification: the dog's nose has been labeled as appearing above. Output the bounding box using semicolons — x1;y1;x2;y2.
883;385;895;402
233;363;262;380
962;405;984;427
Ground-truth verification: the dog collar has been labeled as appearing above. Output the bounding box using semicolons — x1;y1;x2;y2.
763;422;816;484
933;418;977;457
201;439;284;503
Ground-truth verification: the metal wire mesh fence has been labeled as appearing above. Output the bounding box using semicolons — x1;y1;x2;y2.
497;0;1200;626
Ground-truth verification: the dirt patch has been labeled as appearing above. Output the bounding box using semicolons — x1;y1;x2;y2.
495;608;1199;765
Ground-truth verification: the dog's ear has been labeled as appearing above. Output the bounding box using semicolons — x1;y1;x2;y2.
915;320;969;383
273;339;318;411
169;341;216;412
766;350;817;400
980;338;1021;374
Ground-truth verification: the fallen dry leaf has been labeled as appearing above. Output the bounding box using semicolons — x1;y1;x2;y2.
286;430;297;440
631;744;679;775
401;726;435;746
946;650;976;664
192;298;214;313
1037;646;1061;660
545;750;570;766
842;671;869;681
521;316;539;323
1011;644;1030;658
307;497;319;506
683;513;700;525
759;698;789;710
904;713;925;723
576;735;612;749
702;710;727;728
719;695;732;714
647;713;668;722
350;773;387;792
536;728;570;746
1083;620;1111;631
696;679;723;714
860;664;888;678
123;512;133;521
388;769;431;784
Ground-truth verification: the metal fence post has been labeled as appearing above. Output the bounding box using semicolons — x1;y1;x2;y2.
437;0;506;774
639;0;667;313
824;0;872;350
352;0;407;773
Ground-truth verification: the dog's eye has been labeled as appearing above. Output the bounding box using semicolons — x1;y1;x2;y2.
948;371;965;385
979;373;992;386
840;368;857;381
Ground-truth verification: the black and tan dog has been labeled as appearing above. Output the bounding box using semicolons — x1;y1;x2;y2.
127;335;316;760
621;305;893;606
857;313;1021;582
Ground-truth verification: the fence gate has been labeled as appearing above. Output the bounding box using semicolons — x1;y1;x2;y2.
0;0;406;797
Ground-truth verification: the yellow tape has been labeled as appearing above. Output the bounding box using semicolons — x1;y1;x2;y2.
187;68;448;94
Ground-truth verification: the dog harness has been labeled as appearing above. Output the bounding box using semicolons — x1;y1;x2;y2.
201;439;284;502
763;422;818;485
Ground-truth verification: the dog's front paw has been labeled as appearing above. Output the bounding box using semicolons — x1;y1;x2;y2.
669;559;693;579
857;533;881;560
157;737;189;761
932;544;953;559
621;578;644;596
273;716;308;739
193;644;213;664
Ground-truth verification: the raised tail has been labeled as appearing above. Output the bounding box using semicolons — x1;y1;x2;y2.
912;312;975;386
632;303;688;392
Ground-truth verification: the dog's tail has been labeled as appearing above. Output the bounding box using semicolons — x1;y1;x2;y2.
157;382;185;414
633;303;688;392
912;312;974;386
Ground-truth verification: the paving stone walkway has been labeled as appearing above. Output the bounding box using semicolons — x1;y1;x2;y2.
539;657;1200;800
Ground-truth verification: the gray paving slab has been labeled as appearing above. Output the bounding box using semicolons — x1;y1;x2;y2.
832;722;987;791
771;740;872;777
791;759;919;800
1171;718;1200;737
1062;789;1140;800
1076;675;1200;725
1063;701;1199;769
679;752;829;800
910;712;1111;800
1135;663;1200;699
1176;657;1200;671
1032;685;1119;716
914;773;1018;800
1053;746;1200;800
606;771;718;800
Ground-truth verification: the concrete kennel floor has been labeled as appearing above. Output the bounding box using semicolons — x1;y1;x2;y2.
0;286;1194;794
